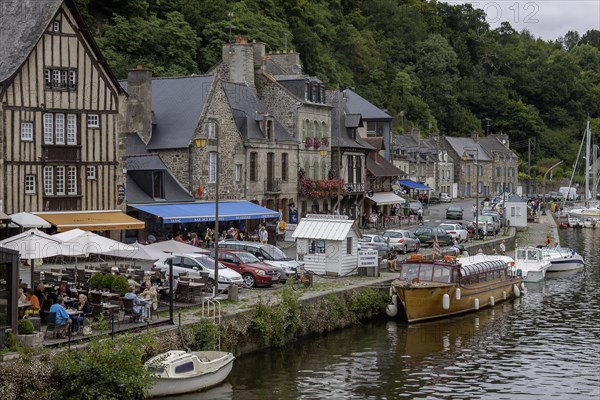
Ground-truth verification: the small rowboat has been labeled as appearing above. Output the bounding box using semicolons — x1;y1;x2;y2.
145;350;235;398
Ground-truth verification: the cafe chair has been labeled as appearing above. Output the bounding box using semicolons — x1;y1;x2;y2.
122;298;141;323
45;312;67;339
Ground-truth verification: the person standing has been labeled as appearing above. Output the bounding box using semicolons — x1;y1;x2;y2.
499;240;506;255
472;204;477;218
259;225;269;244
417;208;423;225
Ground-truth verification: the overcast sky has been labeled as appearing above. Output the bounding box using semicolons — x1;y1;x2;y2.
443;1;600;40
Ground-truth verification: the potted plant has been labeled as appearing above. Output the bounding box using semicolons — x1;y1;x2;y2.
16;318;43;348
0;332;20;362
312;138;322;149
112;275;129;295
89;272;104;290
304;137;314;148
101;273;115;291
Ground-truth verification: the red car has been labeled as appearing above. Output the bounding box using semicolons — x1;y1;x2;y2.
216;250;281;287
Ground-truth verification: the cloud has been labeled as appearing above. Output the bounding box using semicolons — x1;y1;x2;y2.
443;0;600;40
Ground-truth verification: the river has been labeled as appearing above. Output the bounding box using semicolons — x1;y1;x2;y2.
166;228;600;399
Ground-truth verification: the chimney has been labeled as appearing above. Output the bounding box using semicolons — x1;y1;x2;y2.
222;40;257;89
471;132;479;143
410;128;420;145
126;65;153;144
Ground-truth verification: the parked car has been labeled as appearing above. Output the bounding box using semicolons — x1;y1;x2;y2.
476;214;500;234
429;192;441;204
215;250;282;287
414;227;453;246
440;193;452;203
439;223;468;242
382;229;420;253
446;205;464;220
357;234;392;254
218;241;300;276
408;200;423;215
482;210;503;228
153;253;244;291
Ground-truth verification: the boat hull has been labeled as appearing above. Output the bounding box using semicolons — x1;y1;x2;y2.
146;353;235;398
392;278;522;323
546;254;584;272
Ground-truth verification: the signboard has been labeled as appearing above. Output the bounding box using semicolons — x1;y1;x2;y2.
358;250;378;268
284;223;297;242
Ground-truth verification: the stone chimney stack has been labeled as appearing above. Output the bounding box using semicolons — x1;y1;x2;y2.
471;132;479;143
222;36;262;89
410;128;421;145
126;65;153;144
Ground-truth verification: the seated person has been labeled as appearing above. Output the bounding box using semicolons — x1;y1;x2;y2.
34;283;47;302
49;296;72;337
387;249;398;272
150;271;163;287
123;286;144;322
140;281;158;315
24;288;41;317
17;288;27;303
77;294;91;317
58;282;72;298
127;273;141;290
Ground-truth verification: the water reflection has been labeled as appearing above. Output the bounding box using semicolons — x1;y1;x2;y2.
167;229;600;399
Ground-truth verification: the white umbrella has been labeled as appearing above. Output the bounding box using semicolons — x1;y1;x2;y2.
53;228;136;257
8;212;51;228
102;242;167;261
145;239;208;254
0;228;67;283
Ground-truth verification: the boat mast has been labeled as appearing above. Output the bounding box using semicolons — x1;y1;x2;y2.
585;119;591;208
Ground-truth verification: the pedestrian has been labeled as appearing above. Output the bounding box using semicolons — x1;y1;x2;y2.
545;235;551;247
472;204;477;218
417;208;423;225
259;225;268;244
499;240;506;255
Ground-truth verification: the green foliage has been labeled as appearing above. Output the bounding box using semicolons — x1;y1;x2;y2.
17;319;35;335
112;275;129;295
5;332;17;351
348;288;389;318
251;288;301;347
52;334;156;400
100;273;115;290
190;321;220;351
89;273;104;290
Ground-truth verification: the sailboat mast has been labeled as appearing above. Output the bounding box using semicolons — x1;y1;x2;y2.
585;119;591;207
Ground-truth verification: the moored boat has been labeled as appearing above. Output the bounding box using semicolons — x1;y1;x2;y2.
514;247;551;283
145;350;235;398
386;254;523;323
543;247;585;272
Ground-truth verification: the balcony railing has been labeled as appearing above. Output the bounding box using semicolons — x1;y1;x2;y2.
345;182;365;193
265;178;282;193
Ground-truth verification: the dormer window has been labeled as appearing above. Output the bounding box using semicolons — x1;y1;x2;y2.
266;119;274;141
321;87;326;104
52;20;61;32
207;120;217;138
304;83;309;101
311;84;317;102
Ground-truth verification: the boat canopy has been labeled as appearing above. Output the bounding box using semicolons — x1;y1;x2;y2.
459;259;507;278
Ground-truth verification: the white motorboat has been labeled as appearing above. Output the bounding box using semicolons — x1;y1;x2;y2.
514;247;551;283
567;217;583;228
543;247;585;272
145;350;235;398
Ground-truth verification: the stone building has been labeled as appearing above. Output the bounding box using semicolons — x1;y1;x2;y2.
478;134;519;195
442;136;495;198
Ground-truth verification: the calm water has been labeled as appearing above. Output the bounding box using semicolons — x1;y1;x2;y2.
166;229;600;400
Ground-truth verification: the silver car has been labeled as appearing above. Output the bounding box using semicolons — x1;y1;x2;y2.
357;234;392;254
382;229;420;254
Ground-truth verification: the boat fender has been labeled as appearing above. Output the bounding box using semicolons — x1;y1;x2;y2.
520;282;525;291
442;294;450;310
514;284;521;298
503;291;507;301
389;287;394;297
490;296;495;307
474;298;480;310
455;288;461;301
391;294;398;306
386;303;398;317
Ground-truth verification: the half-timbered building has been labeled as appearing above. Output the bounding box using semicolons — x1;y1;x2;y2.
0;0;127;216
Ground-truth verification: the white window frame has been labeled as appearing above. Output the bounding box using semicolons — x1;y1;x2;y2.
67;166;77;194
67;114;77;144
44;69;52;88
43;166;53;195
87;165;96;180
87;114;99;128
55;113;65;144
68;70;77;89
52;20;61;32
44;114;53;144
207;121;217;138
55;166;65;195
20;122;33;141
52;70;61;88
208;152;217;183
25;175;36;194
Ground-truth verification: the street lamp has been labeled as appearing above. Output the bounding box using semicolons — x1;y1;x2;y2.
463;147;479;238
196;118;220;297
542;160;563;215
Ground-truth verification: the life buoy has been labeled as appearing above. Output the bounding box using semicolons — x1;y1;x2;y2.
197;185;203;197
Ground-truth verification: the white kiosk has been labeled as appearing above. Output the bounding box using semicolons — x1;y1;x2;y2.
293;214;361;276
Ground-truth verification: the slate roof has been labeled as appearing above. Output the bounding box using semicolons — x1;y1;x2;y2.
329;90;374;150
444;136;493;161
479;135;518;158
125;133;193;203
0;0;123;93
222;81;296;143
366;152;405;177
343;89;392;120
120;75;214;150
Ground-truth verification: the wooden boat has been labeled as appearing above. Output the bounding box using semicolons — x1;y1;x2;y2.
386;254;523;323
145;350;235;398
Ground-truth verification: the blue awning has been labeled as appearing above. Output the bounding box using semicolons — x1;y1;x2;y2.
397;179;433;191
131;201;279;224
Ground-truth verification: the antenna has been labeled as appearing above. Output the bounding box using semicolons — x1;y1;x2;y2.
225;12;235;43
284;32;290;53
